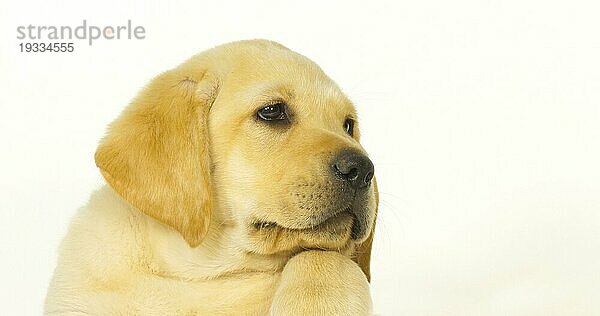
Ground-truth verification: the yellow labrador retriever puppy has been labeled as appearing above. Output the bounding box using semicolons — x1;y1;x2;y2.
45;40;378;315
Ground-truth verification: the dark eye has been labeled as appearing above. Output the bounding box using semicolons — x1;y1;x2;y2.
257;103;288;121
343;118;355;136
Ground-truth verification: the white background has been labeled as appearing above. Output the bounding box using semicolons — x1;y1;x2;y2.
1;0;599;315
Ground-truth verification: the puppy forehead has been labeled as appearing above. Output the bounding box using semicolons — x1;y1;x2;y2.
211;42;357;121
232;75;351;120
240;80;354;113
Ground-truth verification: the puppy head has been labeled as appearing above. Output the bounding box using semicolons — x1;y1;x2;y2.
95;40;377;278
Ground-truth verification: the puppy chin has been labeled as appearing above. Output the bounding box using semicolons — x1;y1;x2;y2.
246;212;356;255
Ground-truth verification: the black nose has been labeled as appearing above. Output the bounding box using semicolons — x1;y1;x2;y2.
332;150;374;189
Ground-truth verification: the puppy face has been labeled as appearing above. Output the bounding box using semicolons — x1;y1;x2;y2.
208;49;376;254
95;40;377;276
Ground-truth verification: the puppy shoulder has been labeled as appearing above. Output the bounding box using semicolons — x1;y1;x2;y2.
56;185;148;275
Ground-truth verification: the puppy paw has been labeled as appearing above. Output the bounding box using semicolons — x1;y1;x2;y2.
270;250;372;315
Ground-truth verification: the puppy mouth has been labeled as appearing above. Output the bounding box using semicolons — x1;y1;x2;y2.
255;207;350;229
253;207;365;239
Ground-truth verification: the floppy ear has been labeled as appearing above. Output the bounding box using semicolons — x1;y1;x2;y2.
95;69;218;248
353;177;378;282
